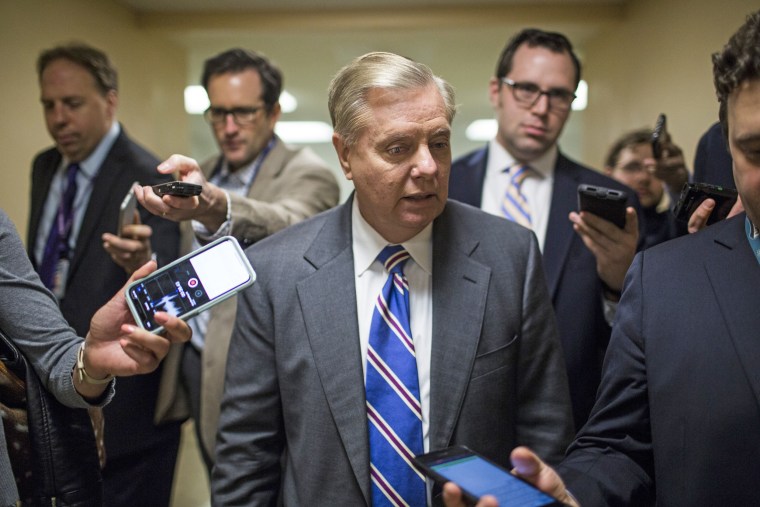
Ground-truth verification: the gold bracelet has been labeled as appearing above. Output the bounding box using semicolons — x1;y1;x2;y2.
76;342;114;385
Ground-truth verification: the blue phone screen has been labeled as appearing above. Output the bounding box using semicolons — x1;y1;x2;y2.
432;455;557;506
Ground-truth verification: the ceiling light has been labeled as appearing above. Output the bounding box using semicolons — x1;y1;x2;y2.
572;80;588;111
465;119;497;142
183;86;298;114
274;121;333;143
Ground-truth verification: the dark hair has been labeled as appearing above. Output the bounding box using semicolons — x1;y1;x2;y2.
712;10;760;141
37;43;118;95
201;48;283;112
495;28;581;88
605;129;652;168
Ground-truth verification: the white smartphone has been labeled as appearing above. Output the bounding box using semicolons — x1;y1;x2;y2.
117;182;139;237
125;236;255;333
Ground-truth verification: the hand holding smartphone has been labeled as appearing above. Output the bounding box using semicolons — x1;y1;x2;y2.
414;445;563;507
651;113;667;159
673;182;738;225
577;184;628;229
126;236;255;333
152;180;202;198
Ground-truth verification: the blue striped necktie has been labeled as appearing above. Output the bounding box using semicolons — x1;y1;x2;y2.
501;164;533;228
366;245;425;506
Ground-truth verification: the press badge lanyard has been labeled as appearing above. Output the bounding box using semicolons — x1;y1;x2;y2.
210;137;276;194
745;217;760;266
50;167;95;300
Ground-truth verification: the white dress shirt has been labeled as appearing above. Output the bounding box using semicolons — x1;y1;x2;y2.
351;198;433;453
480;138;557;252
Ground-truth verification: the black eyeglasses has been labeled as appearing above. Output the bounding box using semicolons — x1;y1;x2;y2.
203;106;265;125
501;78;576;111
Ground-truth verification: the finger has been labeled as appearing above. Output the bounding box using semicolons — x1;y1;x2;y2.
154;312;192;344
118;340;161;372
121;326;172;358
157;154;200;178
687;199;715;234
510;446;543;480
128;259;157;283
442;483;467;507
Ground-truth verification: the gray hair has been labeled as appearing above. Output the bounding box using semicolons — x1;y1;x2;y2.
328;52;456;147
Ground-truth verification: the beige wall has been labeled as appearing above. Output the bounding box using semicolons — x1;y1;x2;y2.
583;0;757;171
0;0;187;240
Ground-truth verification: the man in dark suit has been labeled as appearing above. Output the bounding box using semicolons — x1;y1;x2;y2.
449;29;639;430
27;43;180;507
444;9;760;507
211;51;574;506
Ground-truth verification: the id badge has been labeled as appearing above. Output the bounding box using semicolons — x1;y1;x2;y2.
52;257;70;300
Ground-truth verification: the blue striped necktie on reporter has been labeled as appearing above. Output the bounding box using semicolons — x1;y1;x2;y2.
366;245;426;507
501;164;533;228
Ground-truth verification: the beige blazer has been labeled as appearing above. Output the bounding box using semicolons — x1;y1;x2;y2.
154;136;340;459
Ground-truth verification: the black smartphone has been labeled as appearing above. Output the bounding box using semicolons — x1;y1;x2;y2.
117;182;139;237
152;180;202;198
126;236;255;333
673;182;738;225
413;445;563;507
651;113;667;159
577;183;628;228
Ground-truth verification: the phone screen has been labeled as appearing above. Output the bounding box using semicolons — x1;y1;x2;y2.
128;238;253;331
429;454;559;507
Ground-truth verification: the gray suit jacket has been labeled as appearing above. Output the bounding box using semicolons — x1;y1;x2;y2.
155;137;339;459
211;197;573;506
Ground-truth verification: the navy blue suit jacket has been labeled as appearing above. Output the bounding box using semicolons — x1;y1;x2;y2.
559;214;760;506
449;145;637;430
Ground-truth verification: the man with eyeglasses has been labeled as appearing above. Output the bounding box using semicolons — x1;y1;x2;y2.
139;48;340;475
604;129;687;249
450;28;640;431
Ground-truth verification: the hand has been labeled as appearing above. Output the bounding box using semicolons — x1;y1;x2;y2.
102;217;153;275
652;133;689;192
569;207;639;294
687;195;744;233
443;483;498;507
74;260;192;399
441;447;580;507
135;154;227;231
510;447;579;507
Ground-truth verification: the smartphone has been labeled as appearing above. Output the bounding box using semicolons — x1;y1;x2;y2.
152;180;202;198
673;181;738;225
414;445;563;507
577;183;628;229
117;182;139;237
126;236;255;333
651;113;667;159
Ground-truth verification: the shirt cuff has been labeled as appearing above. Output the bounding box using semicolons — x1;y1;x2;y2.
192;189;232;242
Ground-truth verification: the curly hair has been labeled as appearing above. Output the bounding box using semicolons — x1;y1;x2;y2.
712;10;760;140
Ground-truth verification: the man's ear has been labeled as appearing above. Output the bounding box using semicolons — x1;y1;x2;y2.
332;133;353;181
488;77;502;109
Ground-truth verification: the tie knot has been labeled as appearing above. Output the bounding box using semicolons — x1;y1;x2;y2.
377;245;409;274
510;164;533;187
65;163;80;183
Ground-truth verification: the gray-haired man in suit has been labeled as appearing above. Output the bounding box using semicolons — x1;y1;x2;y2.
211;51;573;506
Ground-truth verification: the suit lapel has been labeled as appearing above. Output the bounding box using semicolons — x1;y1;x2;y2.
67;132;127;280
28;151;62;260
542;155;581;297
703;216;760;411
296;199;371;504
428;205;491;451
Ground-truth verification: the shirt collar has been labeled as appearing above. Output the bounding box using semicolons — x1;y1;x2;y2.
487;138;557;179
63;121;120;181
351;197;433;276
